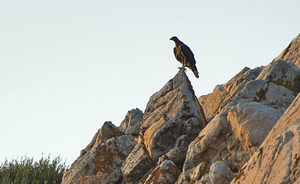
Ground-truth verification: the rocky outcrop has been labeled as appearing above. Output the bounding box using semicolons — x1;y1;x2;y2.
143;160;181;184
62;34;300;184
121;143;155;183
140;70;207;165
274;33;300;68
121;70;207;183
177;34;300;183
198;67;262;122
231;92;300;184
119;108;143;136
61;122;136;184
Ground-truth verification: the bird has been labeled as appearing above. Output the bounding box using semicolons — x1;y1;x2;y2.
170;36;199;78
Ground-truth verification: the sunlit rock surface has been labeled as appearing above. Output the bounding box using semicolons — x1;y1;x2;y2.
62;34;300;184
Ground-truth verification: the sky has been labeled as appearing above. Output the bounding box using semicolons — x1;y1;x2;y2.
1;1;300;166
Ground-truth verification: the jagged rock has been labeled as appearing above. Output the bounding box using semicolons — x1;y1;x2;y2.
121;143;155;184
231;92;300;184
143;160;181;184
274;34;300;67
61;122;136;184
198;67;262;122
140;70;207;164
166;135;190;170
80;121;124;157
176;162;209;184
179;56;299;183
256;59;300;94
120;108;143;136
201;161;235;184
228;102;281;147
62;34;300;184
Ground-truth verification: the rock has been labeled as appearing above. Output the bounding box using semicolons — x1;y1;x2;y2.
176;162;209;184
231;93;300;184
274;34;300;68
61;123;136;184
180;53;299;183
80;121;124;157
96;121;124;143
120;108;143;136
206;161;235;184
143;160;181;184
198;67;262;122
256;59;300;94
166;135;190;170
121;143;155;184
140;70;207;163
182;112;231;175
62;34;300;184
228;102;282;147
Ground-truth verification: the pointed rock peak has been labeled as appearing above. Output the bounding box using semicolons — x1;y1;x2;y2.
140;69;207;162
119;108;143;136
274;33;300;67
98;121;124;142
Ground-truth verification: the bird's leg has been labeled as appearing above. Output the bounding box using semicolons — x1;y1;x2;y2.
178;63;186;71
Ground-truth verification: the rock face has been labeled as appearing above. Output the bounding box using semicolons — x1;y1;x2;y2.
119;108;143;136
274;33;300;68
62;34;300;184
61;122;137;184
140;70;207;164
231;92;300;184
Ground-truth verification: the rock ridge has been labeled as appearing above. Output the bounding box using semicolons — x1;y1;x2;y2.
62;34;300;184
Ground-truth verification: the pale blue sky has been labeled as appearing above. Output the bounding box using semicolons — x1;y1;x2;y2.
1;1;300;165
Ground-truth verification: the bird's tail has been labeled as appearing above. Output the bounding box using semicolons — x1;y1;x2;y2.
191;65;199;78
193;69;199;78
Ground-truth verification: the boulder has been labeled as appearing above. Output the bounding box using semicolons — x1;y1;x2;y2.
61;123;136;184
198;67;262;122
143;160;181;184
140;70;207;164
119;108;143;136
201;161;235;184
256;59;300;94
231;93;300;184
80;121;124;157
121;143;155;184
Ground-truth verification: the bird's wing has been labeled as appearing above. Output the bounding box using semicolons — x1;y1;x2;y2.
174;47;182;62
180;44;196;64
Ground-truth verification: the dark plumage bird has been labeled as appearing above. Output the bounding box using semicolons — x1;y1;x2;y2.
170;36;199;78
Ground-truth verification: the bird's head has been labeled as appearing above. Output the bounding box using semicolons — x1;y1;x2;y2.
170;36;179;42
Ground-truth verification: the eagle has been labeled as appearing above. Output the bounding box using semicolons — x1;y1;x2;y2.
170;36;199;78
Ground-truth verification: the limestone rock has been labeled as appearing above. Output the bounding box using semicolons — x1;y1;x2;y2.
274;34;300;67
231;93;300;184
176;162;209;184
198;67;262;122
80;121;124;157
121;143;155;184
61;123;136;184
140;70;207;163
228;102;281;147
256;59;300;94
143;160;181;184
120;108;143;136
179;53;299;183
199;161;234;184
62;34;300;184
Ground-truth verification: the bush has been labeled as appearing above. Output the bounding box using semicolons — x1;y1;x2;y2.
0;154;68;184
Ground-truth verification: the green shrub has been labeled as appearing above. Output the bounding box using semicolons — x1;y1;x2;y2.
0;154;68;184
